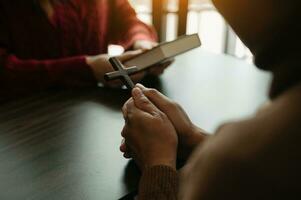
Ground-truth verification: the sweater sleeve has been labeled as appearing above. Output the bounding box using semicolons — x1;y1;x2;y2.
0;4;96;96
109;0;158;49
0;52;96;94
138;165;179;200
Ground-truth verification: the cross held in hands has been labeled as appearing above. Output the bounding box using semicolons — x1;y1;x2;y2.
105;57;139;90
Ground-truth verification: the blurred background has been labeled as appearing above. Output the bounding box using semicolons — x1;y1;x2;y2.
128;0;253;62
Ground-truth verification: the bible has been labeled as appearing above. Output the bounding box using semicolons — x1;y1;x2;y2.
124;34;201;70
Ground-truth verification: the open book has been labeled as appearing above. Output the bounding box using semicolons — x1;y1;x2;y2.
124;34;201;70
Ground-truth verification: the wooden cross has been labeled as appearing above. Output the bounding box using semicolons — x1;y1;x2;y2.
104;57;139;90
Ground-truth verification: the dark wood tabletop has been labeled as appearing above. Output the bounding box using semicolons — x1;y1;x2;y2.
0;48;271;200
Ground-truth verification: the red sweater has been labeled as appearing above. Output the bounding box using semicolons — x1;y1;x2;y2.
0;0;156;96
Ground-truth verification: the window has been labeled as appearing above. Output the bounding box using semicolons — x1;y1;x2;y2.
129;0;253;62
129;0;153;25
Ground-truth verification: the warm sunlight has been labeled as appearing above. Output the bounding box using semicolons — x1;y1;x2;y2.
129;0;253;60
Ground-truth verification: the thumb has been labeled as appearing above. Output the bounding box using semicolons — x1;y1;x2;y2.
132;87;159;115
117;50;144;63
136;84;173;113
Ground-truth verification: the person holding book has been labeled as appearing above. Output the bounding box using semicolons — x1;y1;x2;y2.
120;0;301;199
0;0;169;97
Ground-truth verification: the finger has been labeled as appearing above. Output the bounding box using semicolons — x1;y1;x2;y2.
135;84;174;113
117;50;144;62
122;98;133;122
125;91;155;125
135;83;148;91
121;125;129;137
120;138;127;153
125;97;151;121
122;105;127;121
152;42;159;47
123;152;132;159
131;87;160;115
120;138;132;158
135;41;158;50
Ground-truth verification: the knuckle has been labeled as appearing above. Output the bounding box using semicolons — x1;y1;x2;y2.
127;112;140;123
124;111;133;123
139;97;150;106
148;88;159;96
121;126;128;137
126;98;134;108
122;105;127;114
170;100;180;109
160;112;169;120
154;111;168;121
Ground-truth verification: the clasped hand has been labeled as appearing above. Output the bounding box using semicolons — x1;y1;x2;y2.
120;84;207;171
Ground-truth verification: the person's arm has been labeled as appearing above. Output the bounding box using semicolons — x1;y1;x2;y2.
136;84;209;161
120;84;208;162
119;85;207;199
0;6;150;96
180;84;301;199
0;50;96;92
120;89;256;200
0;48;149;96
179;125;252;200
108;0;157;49
139;165;179;200
120;86;254;200
122;84;301;199
107;1;174;76
0;5;96;96
121;87;179;199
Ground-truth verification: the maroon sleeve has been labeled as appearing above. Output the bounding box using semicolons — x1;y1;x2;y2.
109;0;158;49
0;52;96;95
0;4;96;96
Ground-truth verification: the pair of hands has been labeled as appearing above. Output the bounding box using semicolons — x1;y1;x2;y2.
120;84;207;171
86;40;172;87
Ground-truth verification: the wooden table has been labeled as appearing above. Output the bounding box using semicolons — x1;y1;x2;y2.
0;48;271;200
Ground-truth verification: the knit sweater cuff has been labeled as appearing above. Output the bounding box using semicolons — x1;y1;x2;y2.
138;165;179;200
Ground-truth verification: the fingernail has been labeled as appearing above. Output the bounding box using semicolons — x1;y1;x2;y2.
136;83;146;89
132;87;143;97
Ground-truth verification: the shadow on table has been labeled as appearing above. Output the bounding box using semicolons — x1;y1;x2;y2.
91;75;164;111
0;75;163;200
119;160;141;200
48;75;164;112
